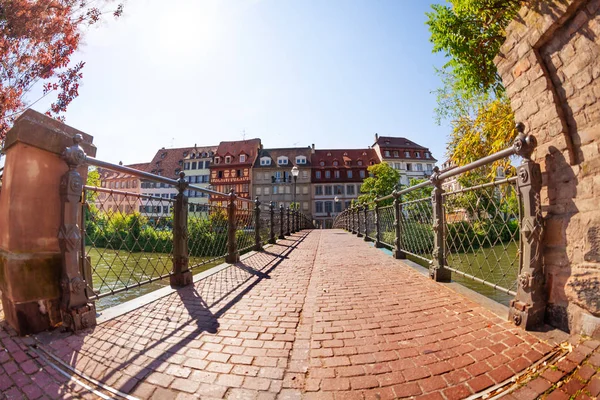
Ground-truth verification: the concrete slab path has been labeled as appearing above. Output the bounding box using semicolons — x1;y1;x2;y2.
0;230;582;399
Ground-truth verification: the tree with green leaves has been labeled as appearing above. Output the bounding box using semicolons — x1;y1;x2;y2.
358;163;400;206
427;0;522;176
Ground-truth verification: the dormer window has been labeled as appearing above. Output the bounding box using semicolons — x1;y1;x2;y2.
161;152;167;159
320;161;325;167
214;157;221;164
425;152;430;159
333;160;339;166
225;156;232;164
296;156;307;164
384;151;390;157
362;152;367;156
416;152;421;158
357;160;363;166
277;156;289;165
183;152;189;157
343;152;348;156
240;154;246;162
405;151;410;157
345;161;351;166
393;151;399;157
260;157;271;166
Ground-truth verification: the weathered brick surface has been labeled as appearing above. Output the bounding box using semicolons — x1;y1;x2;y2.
0;230;567;399
495;0;600;336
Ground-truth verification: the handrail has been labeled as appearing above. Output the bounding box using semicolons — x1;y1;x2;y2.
86;155;254;203
347;128;536;209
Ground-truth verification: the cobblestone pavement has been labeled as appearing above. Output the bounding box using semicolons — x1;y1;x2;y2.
0;230;583;399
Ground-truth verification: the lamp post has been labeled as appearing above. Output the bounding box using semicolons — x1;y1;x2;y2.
334;196;339;227
291;166;299;233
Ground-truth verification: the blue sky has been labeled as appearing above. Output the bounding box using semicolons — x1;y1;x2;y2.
30;0;450;165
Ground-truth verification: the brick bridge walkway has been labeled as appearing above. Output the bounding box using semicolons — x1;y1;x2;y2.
0;230;599;399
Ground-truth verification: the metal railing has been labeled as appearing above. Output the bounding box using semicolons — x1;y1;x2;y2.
333;124;546;331
57;135;314;332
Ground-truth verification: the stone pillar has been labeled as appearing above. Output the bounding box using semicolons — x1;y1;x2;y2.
495;0;600;336
0;110;96;335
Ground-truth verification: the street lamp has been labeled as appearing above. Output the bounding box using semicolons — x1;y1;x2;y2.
334;196;339;228
291;166;299;232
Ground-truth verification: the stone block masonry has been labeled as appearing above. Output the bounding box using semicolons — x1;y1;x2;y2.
495;0;600;335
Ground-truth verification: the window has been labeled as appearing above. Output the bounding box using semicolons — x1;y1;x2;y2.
296;156;307;164
325;170;331;179
240;154;246;162
256;187;262;195
333;160;339;166
184;162;190;170
315;186;323;195
334;185;343;195
273;186;278;194
425;152;431;159
346;185;355;195
302;170;308;179
347;170;353;179
218;171;223;178
393;151;399;157
316;171;321;179
325;186;333;195
359;170;366;178
357;160;363;166
345;200;351;209
205;160;210;167
303;202;308;211
264;187;270;195
320;161;325;166
394;163;402;170
214;157;221;164
236;169;241;177
302;186;308;194
406;163;412;171
416;164;423;171
316;202;323;213
277;156;288;165
334;201;342;212
384;151;390;157
426;164;433;172
345;161;351;166
324;201;333;213
334;170;340;178
274;171;282;182
260;157;271;166
416;152;421;158
405;151;410;157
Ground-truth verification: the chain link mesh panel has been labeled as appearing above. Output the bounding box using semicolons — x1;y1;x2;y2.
235;207;256;253
83;186;175;302
443;178;520;294
187;203;229;270
400;197;434;262
366;209;376;241
379;205;395;247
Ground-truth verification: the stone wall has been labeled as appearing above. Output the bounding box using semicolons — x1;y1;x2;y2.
495;0;600;335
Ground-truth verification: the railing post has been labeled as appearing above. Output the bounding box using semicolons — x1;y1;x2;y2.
286;207;291;236
375;202;383;248
430;167;450;282
356;205;363;238
296;210;300;232
509;127;545;330
254;197;262;251
291;210;296;233
170;171;192;287
59;135;96;331
392;191;406;259
352;207;357;234
269;202;276;244
226;190;240;263
363;205;370;241
279;204;285;239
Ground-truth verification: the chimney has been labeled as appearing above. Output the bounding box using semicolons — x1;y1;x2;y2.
119;161;123;166
375;133;379;142
311;143;315;154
